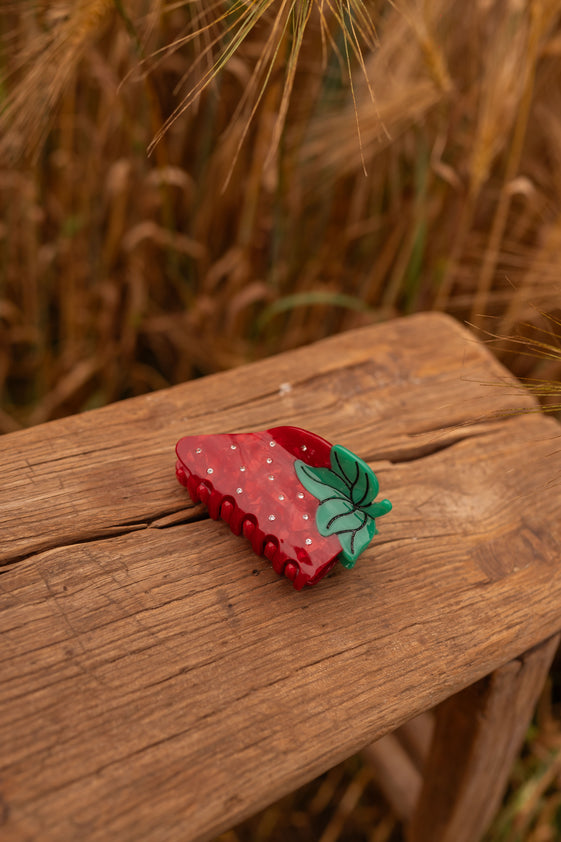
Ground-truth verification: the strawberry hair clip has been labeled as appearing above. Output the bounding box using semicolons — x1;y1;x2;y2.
175;426;392;590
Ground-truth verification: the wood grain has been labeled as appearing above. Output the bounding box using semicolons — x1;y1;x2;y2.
408;634;561;842
1;313;560;841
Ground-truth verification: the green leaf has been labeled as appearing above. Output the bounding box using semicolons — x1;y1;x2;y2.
316;497;362;536
294;460;349;501
338;517;379;567
362;498;393;519
256;291;378;334
330;445;379;505
294;445;391;569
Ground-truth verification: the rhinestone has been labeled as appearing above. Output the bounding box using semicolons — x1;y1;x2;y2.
278;494;285;501
269;441;276;447
305;538;312;545
240;466;246;472
301;445;307;452
266;457;273;464
207;468;214;474
236;487;243;494
195;447;202;454
230;444;237;450
268;514;276;521
297;492;305;499
268;475;275;481
303;514;309;520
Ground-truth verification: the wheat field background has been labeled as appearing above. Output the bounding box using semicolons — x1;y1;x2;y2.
1;2;561;839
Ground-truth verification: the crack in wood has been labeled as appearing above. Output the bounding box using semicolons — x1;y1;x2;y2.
380;416;521;464
0;506;209;571
385;432;485;464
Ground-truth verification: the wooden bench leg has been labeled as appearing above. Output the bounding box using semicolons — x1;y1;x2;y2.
407;633;560;842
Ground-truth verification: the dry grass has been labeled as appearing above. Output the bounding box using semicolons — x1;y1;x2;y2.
1;0;561;429
1;1;561;838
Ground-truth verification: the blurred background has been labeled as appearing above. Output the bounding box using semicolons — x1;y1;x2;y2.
1;1;561;839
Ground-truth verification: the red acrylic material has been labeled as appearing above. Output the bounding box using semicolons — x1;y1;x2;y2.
175;425;391;589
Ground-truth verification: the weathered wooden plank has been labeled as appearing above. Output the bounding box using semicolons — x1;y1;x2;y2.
1;426;560;840
0;313;535;564
408;634;561;842
1;313;560;842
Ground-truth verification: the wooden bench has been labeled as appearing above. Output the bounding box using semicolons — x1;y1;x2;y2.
1;312;560;842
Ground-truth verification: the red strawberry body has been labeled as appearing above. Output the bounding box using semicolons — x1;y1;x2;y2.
175;427;343;589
